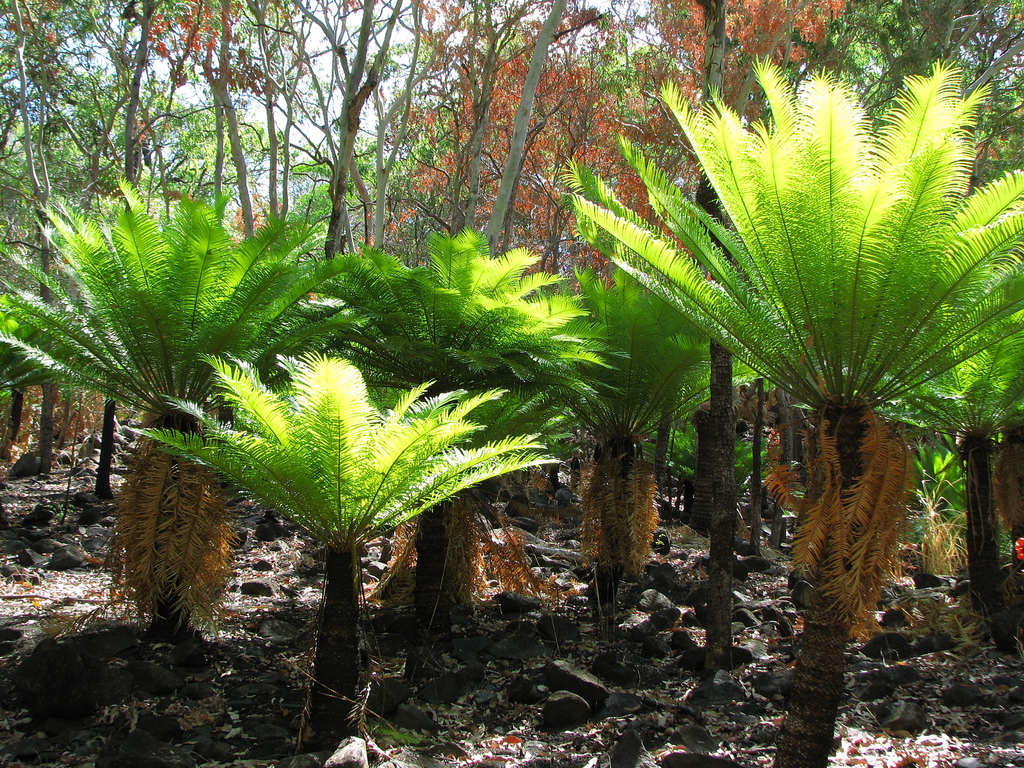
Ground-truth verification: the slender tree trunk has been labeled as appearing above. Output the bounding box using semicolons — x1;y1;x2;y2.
415;500;452;642
704;339;736;673
306;548;361;750
748;378;764;555
653;413;671;501
124;0;156;185
691;408;714;532
95;400;116;500
961;433;1003;617
2;389;24;461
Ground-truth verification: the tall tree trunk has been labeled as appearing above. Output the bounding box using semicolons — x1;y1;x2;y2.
485;0;567;250
95;400;116;500
653;413;672;504
2;389;24;461
306;548;361;750
415;500;452;642
703;339;736;673
748;378;764;555
124;0;156;185
690;408;714;532
961;433;1003;617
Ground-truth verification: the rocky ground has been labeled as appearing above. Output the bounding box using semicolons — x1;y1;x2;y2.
1;460;1023;768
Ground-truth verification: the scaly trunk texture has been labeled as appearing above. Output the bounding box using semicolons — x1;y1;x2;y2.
95;399;116;500
690;408;714;533
775;402;866;768
415;500;452;642
305;548;361;751
774;590;852;768
704;339;736;673
961;433;1004;617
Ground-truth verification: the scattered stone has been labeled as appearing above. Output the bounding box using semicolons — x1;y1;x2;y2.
73;491;101;508
666;724;718;754
388;703;438;732
609;729;655;768
255;519;288;542
790;580;814;610
508;674;547;704
277;755;326;768
194;740;233;762
252;558;275;572
240;579;278;597
989;605;1024;653
861;632;914;660
651;529;672;556
542;690;591;728
47;544;87;571
257;618;301;642
739;556;773;573
167;637;208;667
677;647;707;672
660;754;746;768
14;639;131;718
535;614;581;644
596;691;644;719
638;589;676;613
17;548;45;567
324;737;368;768
687;670;746;706
10;454;41;479
74;627;139;659
95;728;196;768
879;700;928;732
487;634;550;659
126;660;186;695
418;671;471;705
136;713;184;742
752;669;795;699
955;760;985;768
367;677;414;716
77;507;104;525
554;488;574;507
913;572;946;589
880;608;908;628
31;538;62;553
731;607;759;628
495;591;543;614
182;682;218;700
0;627;23;641
912;633;954;655
591;652;641;687
452;635;493;659
546;660;609;709
942;684;986;707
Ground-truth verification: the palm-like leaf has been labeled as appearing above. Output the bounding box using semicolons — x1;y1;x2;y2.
563;269;711;442
3;188;348;415
150;354;547;554
321;229;598;398
571;63;1024;409
0;299;50;392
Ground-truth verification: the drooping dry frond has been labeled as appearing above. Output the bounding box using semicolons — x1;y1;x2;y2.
793;407;914;623
443;493;487;603
582;450;658;580
107;438;234;631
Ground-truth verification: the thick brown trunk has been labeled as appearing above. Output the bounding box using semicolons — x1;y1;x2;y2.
415;501;451;641
774;590;852;768
748;378;764;555
704;339;736;673
775;403;866;768
961;434;1003;617
690;408;714;533
306;548;361;751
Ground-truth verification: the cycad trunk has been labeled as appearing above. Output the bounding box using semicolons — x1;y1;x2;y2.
776;403;909;768
415;500;452;641
582;438;657;610
961;433;1003;617
305;548;361;751
108;413;233;636
95;399;116;500
995;427;1024;562
690;408;713;533
2;388;24;461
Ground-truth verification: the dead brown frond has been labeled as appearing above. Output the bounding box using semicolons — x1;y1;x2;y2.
444;492;487;604
794;407;914;624
765;441;803;512
370;521;417;605
582;450;657;579
484;526;552;600
107;437;234;631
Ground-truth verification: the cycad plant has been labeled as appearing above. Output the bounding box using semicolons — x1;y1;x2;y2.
564;269;710;601
151;354;544;750
909;335;1024;616
571;63;1024;768
322;230;595;638
3;187;345;634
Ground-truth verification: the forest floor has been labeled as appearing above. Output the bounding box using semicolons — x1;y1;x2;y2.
0;463;1023;768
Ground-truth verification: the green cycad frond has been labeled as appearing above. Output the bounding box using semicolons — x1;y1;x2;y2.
561;269;711;442
575;63;1024;409
322;231;597;397
3;193;344;416
908;332;1024;438
0;300;50;391
150;355;546;554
